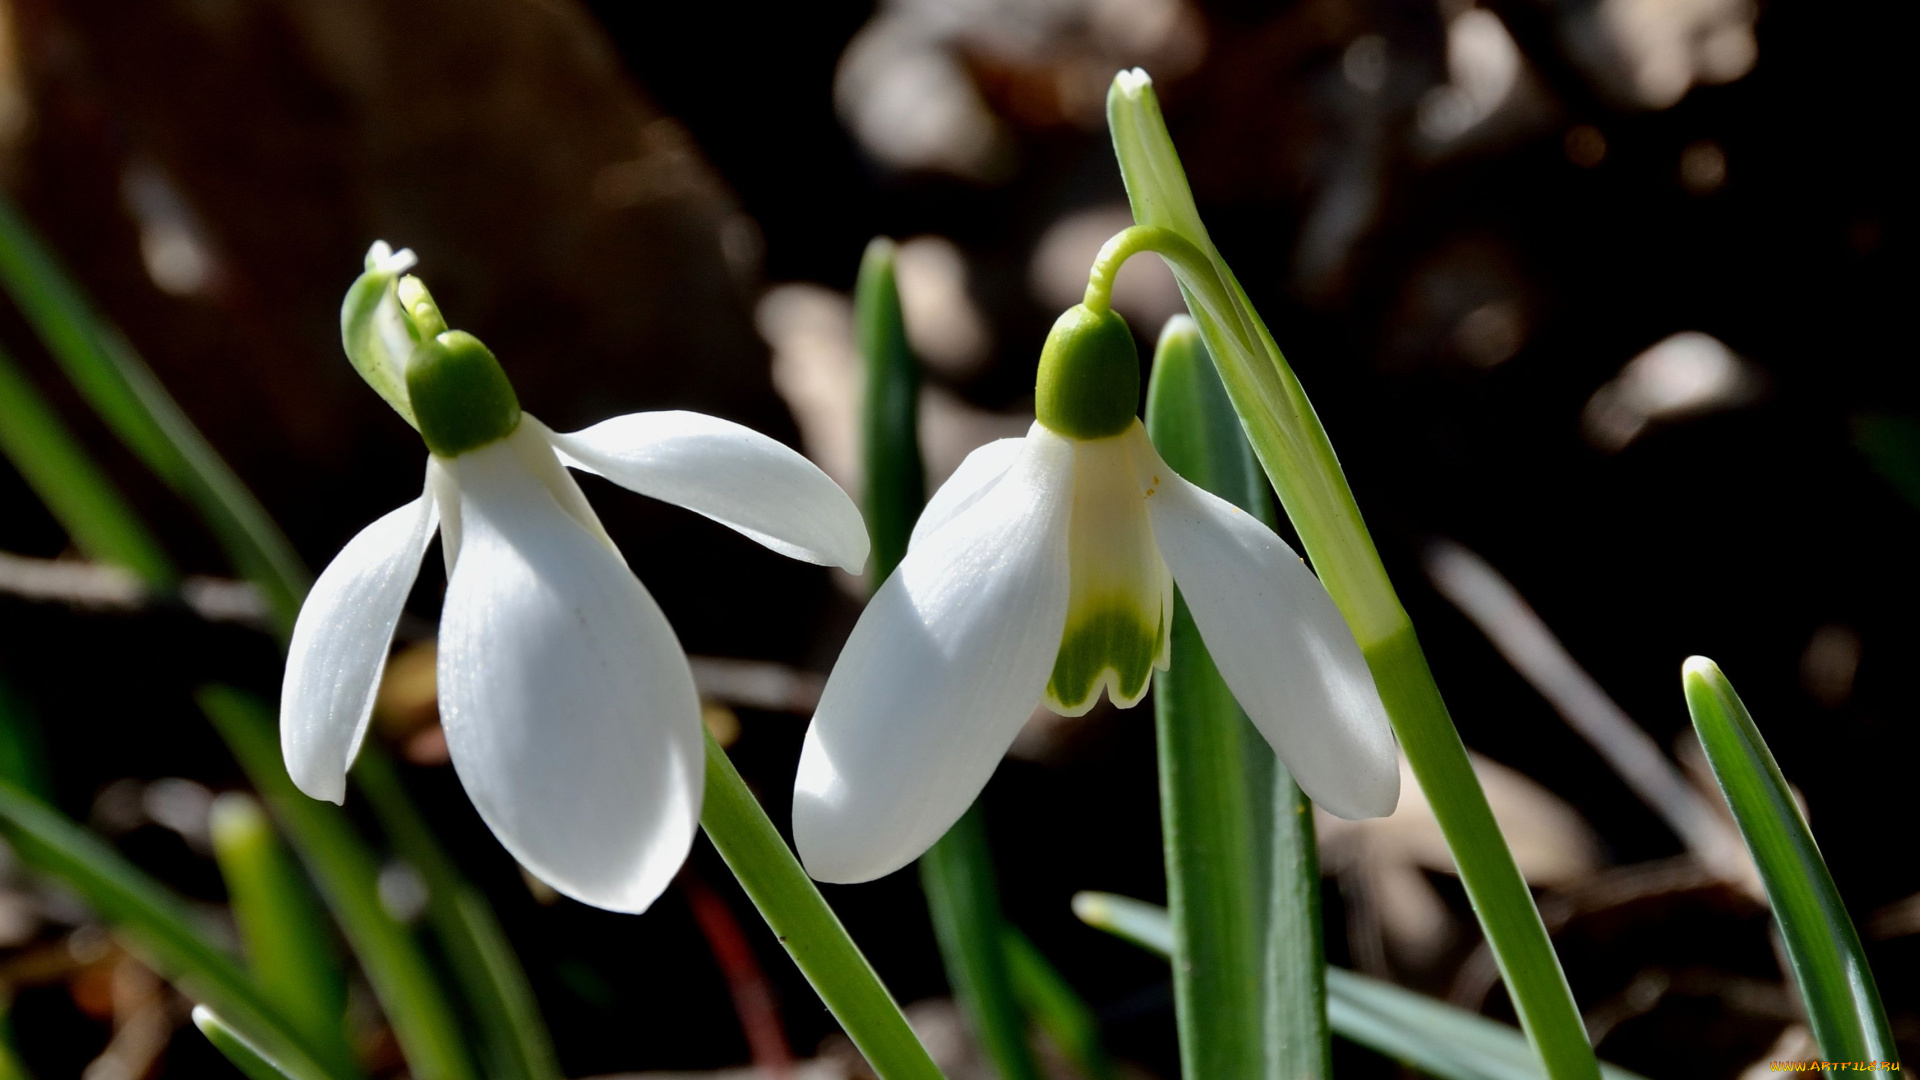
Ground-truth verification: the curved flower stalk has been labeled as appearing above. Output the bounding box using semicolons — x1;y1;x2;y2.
283;243;868;914
795;301;1397;884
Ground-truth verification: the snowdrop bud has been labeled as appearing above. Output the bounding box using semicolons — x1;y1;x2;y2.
1035;303;1139;439
406;330;522;457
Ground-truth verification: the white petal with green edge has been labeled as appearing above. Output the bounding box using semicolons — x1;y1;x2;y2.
794;428;1075;884
281;476;436;804
547;411;869;574
1141;451;1399;820
438;432;704;913
908;435;1024;549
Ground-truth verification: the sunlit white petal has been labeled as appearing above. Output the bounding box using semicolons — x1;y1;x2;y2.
548;411;868;573
1139;444;1399;820
281;477;436;804
438;428;704;913
795;428;1075;883
908;436;1024;549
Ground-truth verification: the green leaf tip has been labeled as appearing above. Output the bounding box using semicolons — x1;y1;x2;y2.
408;331;522;458
1680;656;1895;1061
1036;304;1138;440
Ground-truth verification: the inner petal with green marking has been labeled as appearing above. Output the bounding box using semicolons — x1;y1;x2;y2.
1045;424;1172;715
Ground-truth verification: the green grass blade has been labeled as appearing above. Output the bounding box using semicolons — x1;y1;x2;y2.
1071;893;1652;1080
1105;73;1596;1080
0;782;359;1080
352;750;563;1080
0;194;307;631
700;728;945;1080
919;807;1039;1080
0;679;55;803
1680;658;1895;1060
195;1006;300;1080
1002;929;1118;1080
858;236;1037;1080
856;237;925;587
0;343;175;584
210;793;353;1065
198;686;480;1080
1143;317;1288;1080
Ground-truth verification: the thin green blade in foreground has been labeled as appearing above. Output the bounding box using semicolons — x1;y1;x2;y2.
1680;658;1895;1061
0;782;360;1080
1145;316;1310;1079
210;793;354;1067
1071;893;1652;1080
0;194;307;630
1104;70;1596;1080
700;728;945;1080
353;750;563;1080
196;1006;300;1080
0;343;176;584
858;236;1039;1080
856;237;926;585
199;686;480;1080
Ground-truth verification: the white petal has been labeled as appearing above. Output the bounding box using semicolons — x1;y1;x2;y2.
428;456;462;575
1139;441;1399;820
281;475;436;804
548;411;869;574
438;430;704;913
794;428;1075;883
908;435;1025;549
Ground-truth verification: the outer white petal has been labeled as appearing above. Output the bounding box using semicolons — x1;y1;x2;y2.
908;435;1025;549
1139;442;1400;820
281;474;436;804
547;411;869;574
438;430;704;914
794;428;1075;883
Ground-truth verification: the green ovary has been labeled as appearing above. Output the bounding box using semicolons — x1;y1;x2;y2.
1046;599;1167;715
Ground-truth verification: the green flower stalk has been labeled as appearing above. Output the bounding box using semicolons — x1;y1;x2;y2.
1101;69;1599;1080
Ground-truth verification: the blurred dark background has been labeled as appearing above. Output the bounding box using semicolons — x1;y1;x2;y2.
0;0;1912;1076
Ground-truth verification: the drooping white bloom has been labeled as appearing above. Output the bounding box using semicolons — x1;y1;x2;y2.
794;306;1397;884
283;244;867;913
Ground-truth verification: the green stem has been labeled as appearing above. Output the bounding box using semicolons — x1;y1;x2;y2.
919;809;1039;1080
698;728;945;1080
1096;225;1595;1080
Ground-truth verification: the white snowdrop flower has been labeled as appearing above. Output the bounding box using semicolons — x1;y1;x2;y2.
282;243;868;913
795;305;1397;884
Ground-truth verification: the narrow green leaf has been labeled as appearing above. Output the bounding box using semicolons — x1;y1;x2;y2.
1143;316;1287;1080
1001;929;1118;1080
0;343;175;584
0;679;55;803
1680;658;1895;1060
856;237;925;587
1850;412;1920;511
858;235;1038;1080
210;793;353;1064
195;1006;300;1080
1072;893;1653;1080
1105;71;1597;1080
198;686;480;1080
352;750;563;1080
0;782;359;1080
0;194;307;631
919;808;1039;1080
699;728;945;1080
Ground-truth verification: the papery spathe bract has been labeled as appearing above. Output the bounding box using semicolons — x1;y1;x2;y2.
283;244;868;913
794;308;1397;886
